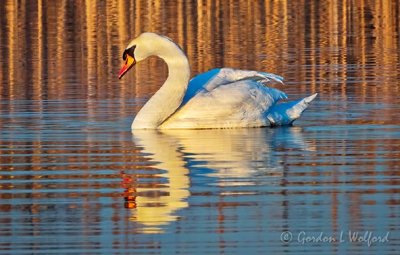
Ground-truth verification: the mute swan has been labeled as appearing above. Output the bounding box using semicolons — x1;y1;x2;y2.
118;32;317;129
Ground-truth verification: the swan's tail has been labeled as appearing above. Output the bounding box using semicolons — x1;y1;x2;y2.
266;93;318;126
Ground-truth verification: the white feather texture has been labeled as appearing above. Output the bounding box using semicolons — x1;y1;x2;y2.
124;33;317;129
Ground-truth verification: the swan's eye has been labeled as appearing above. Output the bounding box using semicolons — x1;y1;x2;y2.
123;45;136;60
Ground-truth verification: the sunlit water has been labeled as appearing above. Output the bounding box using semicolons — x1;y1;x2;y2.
1;1;400;254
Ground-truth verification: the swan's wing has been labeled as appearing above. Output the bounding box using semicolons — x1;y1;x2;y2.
204;68;284;90
161;80;287;129
183;68;284;104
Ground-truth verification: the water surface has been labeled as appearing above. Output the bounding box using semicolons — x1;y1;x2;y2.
1;1;400;254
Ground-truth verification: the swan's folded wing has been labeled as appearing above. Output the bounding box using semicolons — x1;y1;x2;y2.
204;68;284;90
161;80;287;129
183;68;284;104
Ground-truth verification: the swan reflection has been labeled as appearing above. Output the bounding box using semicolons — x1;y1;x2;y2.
128;127;313;233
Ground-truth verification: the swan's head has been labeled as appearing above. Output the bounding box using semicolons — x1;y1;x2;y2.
118;32;180;79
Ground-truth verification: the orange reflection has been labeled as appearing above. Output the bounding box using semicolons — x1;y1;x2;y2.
0;0;399;243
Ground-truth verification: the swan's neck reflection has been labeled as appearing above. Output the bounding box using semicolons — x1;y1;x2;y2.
129;130;190;234
128;127;314;233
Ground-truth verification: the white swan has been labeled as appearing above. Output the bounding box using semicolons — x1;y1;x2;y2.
118;32;317;129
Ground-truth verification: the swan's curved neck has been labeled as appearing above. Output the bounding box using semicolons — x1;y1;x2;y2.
132;41;190;129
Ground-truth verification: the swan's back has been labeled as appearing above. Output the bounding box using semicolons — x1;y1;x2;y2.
160;75;287;129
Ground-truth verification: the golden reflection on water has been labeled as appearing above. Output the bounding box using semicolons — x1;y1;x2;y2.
0;0;400;253
129;130;190;234
1;0;399;102
129;127;316;233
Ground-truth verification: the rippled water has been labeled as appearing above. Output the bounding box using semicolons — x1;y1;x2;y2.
1;1;400;254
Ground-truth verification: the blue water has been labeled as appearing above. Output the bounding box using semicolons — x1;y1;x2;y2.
1;97;399;254
1;1;400;254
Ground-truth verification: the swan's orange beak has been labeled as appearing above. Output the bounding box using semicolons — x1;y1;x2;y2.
118;55;136;79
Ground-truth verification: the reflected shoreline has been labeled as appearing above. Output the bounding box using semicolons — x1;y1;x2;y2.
1;0;399;105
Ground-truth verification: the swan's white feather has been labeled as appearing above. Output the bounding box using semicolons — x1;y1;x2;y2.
122;33;317;129
183;68;284;105
267;93;318;126
160;77;288;129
